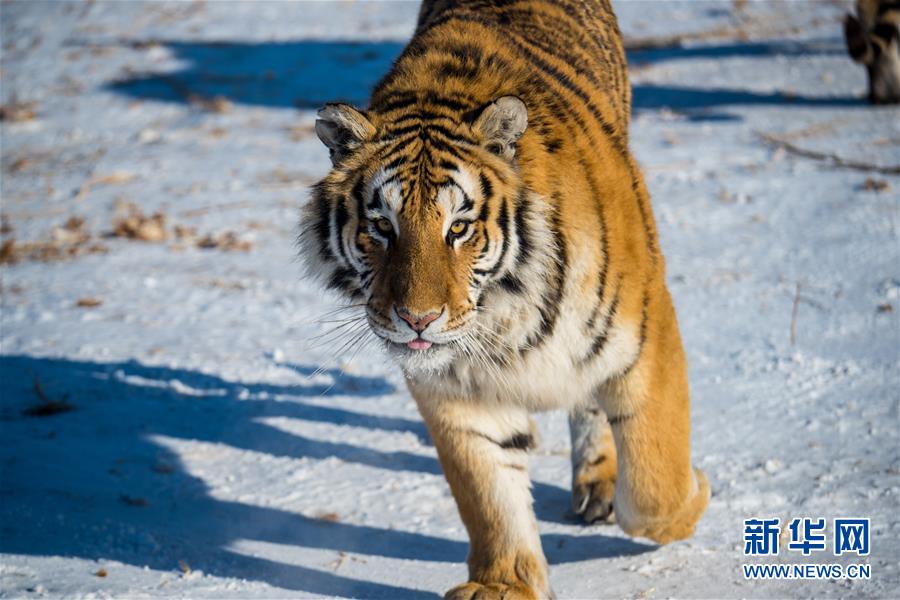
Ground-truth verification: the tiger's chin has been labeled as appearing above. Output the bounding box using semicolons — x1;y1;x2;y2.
382;339;457;376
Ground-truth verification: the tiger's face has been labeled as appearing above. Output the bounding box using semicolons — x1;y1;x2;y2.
301;97;529;373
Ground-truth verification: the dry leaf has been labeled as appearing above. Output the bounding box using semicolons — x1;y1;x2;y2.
173;225;197;241
112;208;168;242
877;303;894;313
0;102;37;122
862;177;890;192
0;239;17;264
76;297;102;308
62;216;85;231
95;568;107;578
73;172;135;201
315;512;340;522
189;94;232;113
93;172;134;186
196;231;252;252
51;216;89;245
8;157;32;172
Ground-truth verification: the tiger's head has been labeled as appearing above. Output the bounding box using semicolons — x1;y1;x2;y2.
299;96;531;374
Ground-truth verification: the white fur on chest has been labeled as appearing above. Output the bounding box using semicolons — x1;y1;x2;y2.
415;288;640;411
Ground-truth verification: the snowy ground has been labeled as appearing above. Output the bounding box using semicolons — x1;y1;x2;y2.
1;1;899;598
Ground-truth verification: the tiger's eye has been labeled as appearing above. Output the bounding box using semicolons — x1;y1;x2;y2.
449;220;469;236
374;218;393;235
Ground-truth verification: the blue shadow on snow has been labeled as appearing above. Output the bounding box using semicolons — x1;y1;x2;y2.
0;355;652;598
102;36;863;117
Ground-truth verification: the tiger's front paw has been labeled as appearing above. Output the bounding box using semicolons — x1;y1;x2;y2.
572;452;617;524
444;581;540;600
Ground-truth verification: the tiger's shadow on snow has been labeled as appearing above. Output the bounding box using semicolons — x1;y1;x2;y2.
102;36;863;119
0;355;652;598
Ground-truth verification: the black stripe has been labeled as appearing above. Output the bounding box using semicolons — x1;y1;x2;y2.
372;92;418;114
580;283;621;364
477;234;490;259
499;432;535;451
489;197;511;276
479;173;493;200
878;1;900;16
513;189;532;266
386;122;422;138
523;202;567;353
637;288;650;346
386;112;460;130
424;123;478;146
437;59;480;80
477;196;490;223
498;274;525;294
873;22;899;44
333;200;350;264
326;266;355;293
423;91;474;113
607;413;633;426
466;429;533;451
382;154;407;173
312;185;333;262
367;186;386;211
620;288;650;378
580;156;609;331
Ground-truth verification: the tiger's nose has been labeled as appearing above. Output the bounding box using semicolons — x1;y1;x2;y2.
395;306;441;332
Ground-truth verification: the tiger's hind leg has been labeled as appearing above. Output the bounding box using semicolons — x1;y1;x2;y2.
568;407;617;524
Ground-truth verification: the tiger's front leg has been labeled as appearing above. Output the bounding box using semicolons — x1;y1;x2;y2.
412;390;552;600
600;287;710;544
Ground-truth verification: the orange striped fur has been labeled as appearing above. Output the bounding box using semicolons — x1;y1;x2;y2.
300;1;708;596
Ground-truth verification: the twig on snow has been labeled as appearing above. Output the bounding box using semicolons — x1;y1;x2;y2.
757;131;900;175
790;282;801;346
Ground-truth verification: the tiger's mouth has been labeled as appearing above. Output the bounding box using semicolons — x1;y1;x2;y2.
406;338;434;351
382;335;459;374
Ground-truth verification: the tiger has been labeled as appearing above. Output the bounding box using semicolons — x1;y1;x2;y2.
298;0;709;597
845;0;900;103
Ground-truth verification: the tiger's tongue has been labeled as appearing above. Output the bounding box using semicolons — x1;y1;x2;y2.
407;339;433;350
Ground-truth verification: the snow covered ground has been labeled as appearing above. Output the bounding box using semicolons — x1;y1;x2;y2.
1;1;898;598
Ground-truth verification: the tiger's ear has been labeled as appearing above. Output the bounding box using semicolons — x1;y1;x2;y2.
472;96;528;160
315;103;376;165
